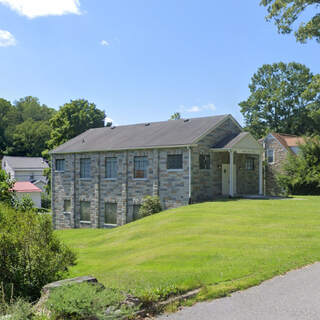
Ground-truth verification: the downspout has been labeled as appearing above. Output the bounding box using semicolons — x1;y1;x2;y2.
188;146;192;204
263;141;266;196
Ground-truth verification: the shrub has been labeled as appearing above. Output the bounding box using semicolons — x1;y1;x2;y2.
15;195;35;212
139;196;162;218
0;169;15;207
0;204;76;301
46;282;137;320
41;193;51;209
277;136;320;195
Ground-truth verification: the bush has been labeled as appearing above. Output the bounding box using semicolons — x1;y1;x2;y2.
15;195;35;212
0;204;76;301
0;169;15;207
277;136;320;195
41;193;51;209
46;282;137;320
139;196;162;218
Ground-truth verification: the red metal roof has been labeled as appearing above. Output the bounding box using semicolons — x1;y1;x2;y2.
271;133;305;152
13;182;42;193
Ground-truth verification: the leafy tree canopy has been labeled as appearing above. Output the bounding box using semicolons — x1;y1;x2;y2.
261;0;320;43
277;136;320;194
170;112;181;120
0;98;13;153
239;62;319;138
48;99;106;149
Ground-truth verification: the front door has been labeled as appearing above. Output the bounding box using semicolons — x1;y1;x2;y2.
222;164;236;196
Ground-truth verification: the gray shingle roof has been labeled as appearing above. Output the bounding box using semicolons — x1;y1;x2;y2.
3;156;49;169
212;132;249;149
52;115;231;154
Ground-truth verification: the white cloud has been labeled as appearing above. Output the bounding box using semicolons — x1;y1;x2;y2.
180;103;216;113
0;30;16;47
100;40;109;46
0;0;81;18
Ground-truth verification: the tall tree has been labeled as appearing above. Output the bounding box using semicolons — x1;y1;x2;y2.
0;98;13;154
170;112;181;120
48;99;105;149
261;0;320;43
10;119;51;157
239;62;318;138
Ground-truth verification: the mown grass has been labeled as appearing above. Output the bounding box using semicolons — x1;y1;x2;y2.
56;196;320;302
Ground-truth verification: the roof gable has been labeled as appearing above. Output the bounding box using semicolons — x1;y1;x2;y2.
3;156;48;170
52;115;238;154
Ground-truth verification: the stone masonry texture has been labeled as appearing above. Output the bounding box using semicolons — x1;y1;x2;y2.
52;118;261;229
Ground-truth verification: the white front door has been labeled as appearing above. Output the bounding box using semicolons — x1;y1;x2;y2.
222;164;236;196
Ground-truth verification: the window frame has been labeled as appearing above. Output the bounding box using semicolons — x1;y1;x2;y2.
167;154;183;171
245;157;255;171
266;149;274;164
80;201;91;223
80;158;91;179
133;156;148;180
105;157;118;180
199;154;211;170
104;202;118;226
63;199;71;213
55;159;65;172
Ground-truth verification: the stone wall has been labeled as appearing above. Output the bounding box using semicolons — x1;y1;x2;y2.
52;148;190;229
191;118;242;201
263;135;288;195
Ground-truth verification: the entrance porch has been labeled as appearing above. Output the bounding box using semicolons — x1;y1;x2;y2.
211;132;263;197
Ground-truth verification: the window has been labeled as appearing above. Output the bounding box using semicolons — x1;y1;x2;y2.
104;203;117;225
80;201;90;222
167;154;183;170
64;200;71;213
134;156;148;179
133;204;141;221
245;157;255;171
199;154;210;169
105;157;117;179
80;158;91;178
56;159;65;171
266;149;274;163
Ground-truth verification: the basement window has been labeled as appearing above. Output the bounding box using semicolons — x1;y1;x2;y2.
105;203;117;225
80;201;91;222
63;200;71;213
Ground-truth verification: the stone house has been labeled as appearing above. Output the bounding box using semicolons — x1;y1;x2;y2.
261;133;304;195
51;115;263;229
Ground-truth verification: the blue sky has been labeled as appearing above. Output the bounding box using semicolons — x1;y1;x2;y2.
0;0;319;126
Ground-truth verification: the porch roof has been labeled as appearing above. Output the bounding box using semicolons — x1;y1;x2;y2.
211;132;263;154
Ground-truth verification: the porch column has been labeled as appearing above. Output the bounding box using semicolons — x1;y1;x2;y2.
259;152;263;195
229;150;234;197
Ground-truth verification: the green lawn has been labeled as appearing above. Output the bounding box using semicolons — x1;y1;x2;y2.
56;197;320;301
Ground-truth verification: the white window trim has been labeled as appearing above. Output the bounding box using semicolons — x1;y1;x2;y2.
80;220;91;224
167;169;184;172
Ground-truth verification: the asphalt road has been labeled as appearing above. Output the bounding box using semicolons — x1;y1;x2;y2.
158;263;320;320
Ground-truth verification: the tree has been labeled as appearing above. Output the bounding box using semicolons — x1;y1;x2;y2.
261;0;320;43
277;136;320;194
10;119;51;157
48;99;105;149
170;112;181;120
0;169;15;207
0;98;13;153
239;62;318;138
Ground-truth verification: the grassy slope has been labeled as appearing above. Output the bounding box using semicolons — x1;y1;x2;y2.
56;197;320;300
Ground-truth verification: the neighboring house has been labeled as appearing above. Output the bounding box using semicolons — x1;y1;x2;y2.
1;156;48;183
33;177;48;192
51;114;263;230
13;181;42;208
261;133;304;195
